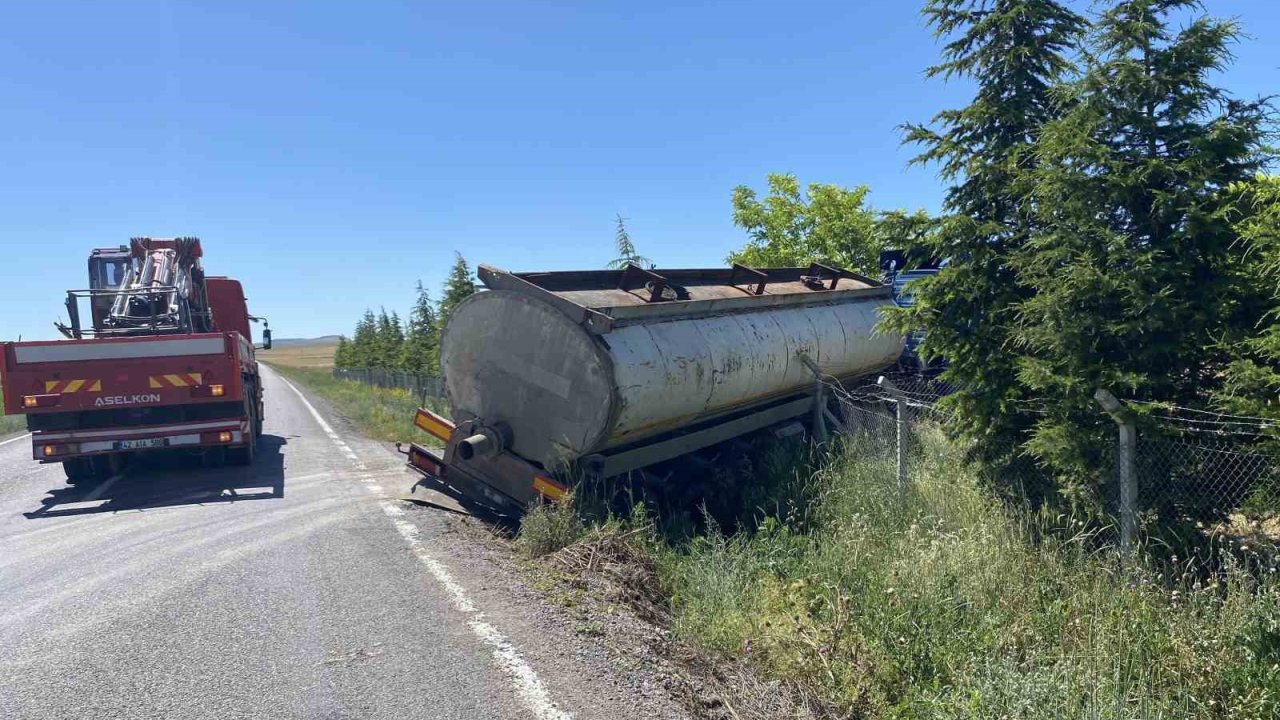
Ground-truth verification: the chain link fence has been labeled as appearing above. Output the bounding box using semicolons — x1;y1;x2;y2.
819;370;1280;557
331;368;445;406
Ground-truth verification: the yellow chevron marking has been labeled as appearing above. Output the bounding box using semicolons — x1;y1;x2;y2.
187;373;203;385
63;379;86;393
89;380;102;392
163;374;189;388
45;380;60;393
149;377;164;389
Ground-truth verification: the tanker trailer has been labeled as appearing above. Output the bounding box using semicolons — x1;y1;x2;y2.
405;262;904;514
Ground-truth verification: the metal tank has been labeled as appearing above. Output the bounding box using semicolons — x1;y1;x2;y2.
439;263;904;472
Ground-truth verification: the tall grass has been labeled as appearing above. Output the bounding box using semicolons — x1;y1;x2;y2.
653;427;1280;718
266;365;444;444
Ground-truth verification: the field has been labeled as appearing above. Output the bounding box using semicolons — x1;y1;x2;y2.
258;341;338;369
264;364;442;444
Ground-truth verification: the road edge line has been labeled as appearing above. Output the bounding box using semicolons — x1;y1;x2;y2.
273;370;573;720
0;433;32;449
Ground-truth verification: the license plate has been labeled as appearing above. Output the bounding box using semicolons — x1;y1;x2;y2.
115;437;168;451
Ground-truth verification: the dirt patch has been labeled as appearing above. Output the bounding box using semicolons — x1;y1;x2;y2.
542;529;835;720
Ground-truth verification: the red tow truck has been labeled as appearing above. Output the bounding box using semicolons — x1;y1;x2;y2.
0;237;271;483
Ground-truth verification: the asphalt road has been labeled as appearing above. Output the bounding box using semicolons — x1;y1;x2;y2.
0;366;677;720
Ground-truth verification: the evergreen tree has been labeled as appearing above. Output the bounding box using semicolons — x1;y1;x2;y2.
349;310;378;368
373;309;405;369
402;281;441;376
437;252;477;331
1218;176;1280;426
1010;0;1273;480
606;215;652;269
884;0;1087;473
333;336;354;369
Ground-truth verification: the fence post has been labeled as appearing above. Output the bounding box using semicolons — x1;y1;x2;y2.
877;375;908;493
1095;388;1137;558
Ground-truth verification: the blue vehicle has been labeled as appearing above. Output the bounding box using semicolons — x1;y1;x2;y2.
879;250;945;373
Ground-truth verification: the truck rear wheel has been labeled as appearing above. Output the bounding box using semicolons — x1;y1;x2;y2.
63;458;99;485
63;454;120;485
229;398;258;466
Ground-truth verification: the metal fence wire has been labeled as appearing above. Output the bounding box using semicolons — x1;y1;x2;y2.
821;370;1280;556
331;367;445;405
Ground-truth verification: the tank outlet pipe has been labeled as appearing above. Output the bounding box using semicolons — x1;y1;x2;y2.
457;423;513;461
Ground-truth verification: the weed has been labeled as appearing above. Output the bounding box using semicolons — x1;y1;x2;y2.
657;426;1280;718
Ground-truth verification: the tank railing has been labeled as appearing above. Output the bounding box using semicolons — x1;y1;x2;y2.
617;264;674;303
729;263;769;295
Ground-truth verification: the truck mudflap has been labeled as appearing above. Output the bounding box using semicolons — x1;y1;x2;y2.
32;418;248;462
405;407;568;515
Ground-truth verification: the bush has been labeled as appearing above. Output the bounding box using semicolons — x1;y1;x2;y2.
517;496;584;558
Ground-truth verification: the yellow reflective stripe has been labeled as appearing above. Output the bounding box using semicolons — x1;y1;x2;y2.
149;377;164;389
62;379;86;393
532;476;567;502
187;373;203;385
45;380;60;392
163;374;189;387
88;380;102;392
413;410;453;441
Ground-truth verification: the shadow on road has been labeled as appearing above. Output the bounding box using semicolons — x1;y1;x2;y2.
23;435;288;519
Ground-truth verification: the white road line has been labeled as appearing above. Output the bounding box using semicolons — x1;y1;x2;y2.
83;472;124;502
0;433;32;448
276;375;572;720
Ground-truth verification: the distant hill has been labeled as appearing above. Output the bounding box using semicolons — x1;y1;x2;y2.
270;335;342;347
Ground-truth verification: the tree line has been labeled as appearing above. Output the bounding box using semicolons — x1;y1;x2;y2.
723;0;1280;509
333;252;477;376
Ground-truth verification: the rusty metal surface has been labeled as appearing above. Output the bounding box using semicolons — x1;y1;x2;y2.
440;267;904;468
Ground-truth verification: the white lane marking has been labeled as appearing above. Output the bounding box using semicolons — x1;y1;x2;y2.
275;374;572;720
0;433;32;448
83;473;125;502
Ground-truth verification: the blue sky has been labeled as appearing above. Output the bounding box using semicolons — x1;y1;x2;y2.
1;1;1276;341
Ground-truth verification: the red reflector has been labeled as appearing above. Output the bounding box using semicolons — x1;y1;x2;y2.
409;446;444;477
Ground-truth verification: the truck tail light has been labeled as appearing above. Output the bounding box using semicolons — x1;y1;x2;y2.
218;431;232;443
40;443;78;458
408;444;445;478
413;408;454;442
190;384;225;398
23;394;60;408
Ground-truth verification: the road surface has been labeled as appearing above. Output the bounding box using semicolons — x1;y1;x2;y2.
0;366;681;720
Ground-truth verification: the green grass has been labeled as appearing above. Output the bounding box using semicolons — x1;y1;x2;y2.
0;413;23;436
0;380;26;436
266;364;443;444
540;426;1280;718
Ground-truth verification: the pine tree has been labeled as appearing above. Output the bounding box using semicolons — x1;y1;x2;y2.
884;0;1087;471
437;252;477;331
333;336;354;369
402;281;440;376
349;310;378;369
1010;0;1273;480
373;309;405;369
606;215;652;269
